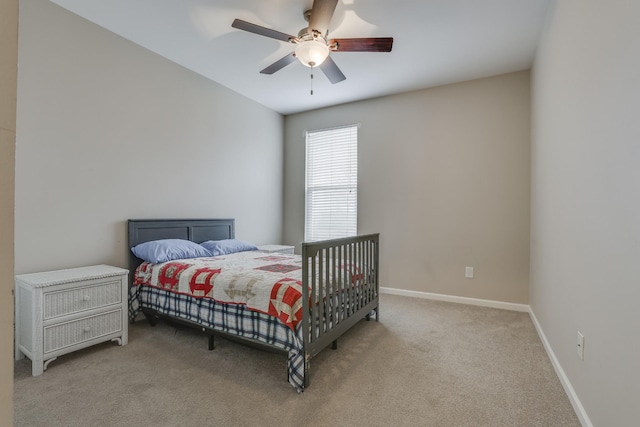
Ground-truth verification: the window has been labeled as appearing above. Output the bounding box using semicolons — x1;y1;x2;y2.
305;124;358;242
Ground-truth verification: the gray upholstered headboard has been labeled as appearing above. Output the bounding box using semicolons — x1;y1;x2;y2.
127;218;235;279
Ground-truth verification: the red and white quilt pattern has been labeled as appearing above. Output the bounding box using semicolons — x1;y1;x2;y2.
133;251;314;329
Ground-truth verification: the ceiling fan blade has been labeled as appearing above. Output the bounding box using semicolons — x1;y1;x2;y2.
260;52;297;75
232;19;295;42
329;37;394;52
319;56;346;84
308;0;338;35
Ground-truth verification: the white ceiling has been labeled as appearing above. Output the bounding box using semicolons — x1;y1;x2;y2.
49;0;551;115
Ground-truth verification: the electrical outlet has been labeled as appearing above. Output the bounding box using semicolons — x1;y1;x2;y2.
577;331;584;360
465;266;474;278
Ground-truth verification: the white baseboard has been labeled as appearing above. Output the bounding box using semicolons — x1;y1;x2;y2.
379;286;591;426
380;286;529;312
528;309;593;427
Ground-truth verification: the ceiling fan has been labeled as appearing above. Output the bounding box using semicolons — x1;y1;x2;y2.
231;0;393;84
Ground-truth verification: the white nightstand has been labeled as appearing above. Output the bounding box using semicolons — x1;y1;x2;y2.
256;244;295;254
14;264;129;376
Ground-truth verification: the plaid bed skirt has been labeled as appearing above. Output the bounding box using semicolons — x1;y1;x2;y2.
129;285;306;391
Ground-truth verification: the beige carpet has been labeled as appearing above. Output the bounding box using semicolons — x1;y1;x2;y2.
14;294;580;427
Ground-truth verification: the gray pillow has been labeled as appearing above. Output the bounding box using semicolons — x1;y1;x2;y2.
131;239;212;263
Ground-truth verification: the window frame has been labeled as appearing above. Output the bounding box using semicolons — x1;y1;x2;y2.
304;124;359;242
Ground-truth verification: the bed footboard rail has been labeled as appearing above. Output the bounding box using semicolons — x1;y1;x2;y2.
301;233;380;387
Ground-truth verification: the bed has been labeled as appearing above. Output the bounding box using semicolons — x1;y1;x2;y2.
127;218;380;391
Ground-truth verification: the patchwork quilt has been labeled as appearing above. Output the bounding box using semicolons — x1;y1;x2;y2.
134;251;314;330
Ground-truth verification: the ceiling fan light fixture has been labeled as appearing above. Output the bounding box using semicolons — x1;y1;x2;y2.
295;39;330;67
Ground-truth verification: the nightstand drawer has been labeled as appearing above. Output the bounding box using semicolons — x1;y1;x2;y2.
44;309;123;354
43;279;123;320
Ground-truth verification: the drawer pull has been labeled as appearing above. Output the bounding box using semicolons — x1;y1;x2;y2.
83;295;91;301
83;327;91;333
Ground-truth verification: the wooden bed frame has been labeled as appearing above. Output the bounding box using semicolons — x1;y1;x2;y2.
128;218;380;390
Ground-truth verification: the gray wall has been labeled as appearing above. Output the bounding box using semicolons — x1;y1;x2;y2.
530;0;640;425
284;71;531;304
0;0;17;422
15;0;284;274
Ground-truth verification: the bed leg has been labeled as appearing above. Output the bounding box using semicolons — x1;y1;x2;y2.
208;334;215;351
331;340;338;350
141;308;158;326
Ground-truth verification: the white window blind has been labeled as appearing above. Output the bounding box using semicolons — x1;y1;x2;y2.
305;124;358;242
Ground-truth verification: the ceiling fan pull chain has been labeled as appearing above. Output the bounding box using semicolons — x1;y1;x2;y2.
310;63;315;95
